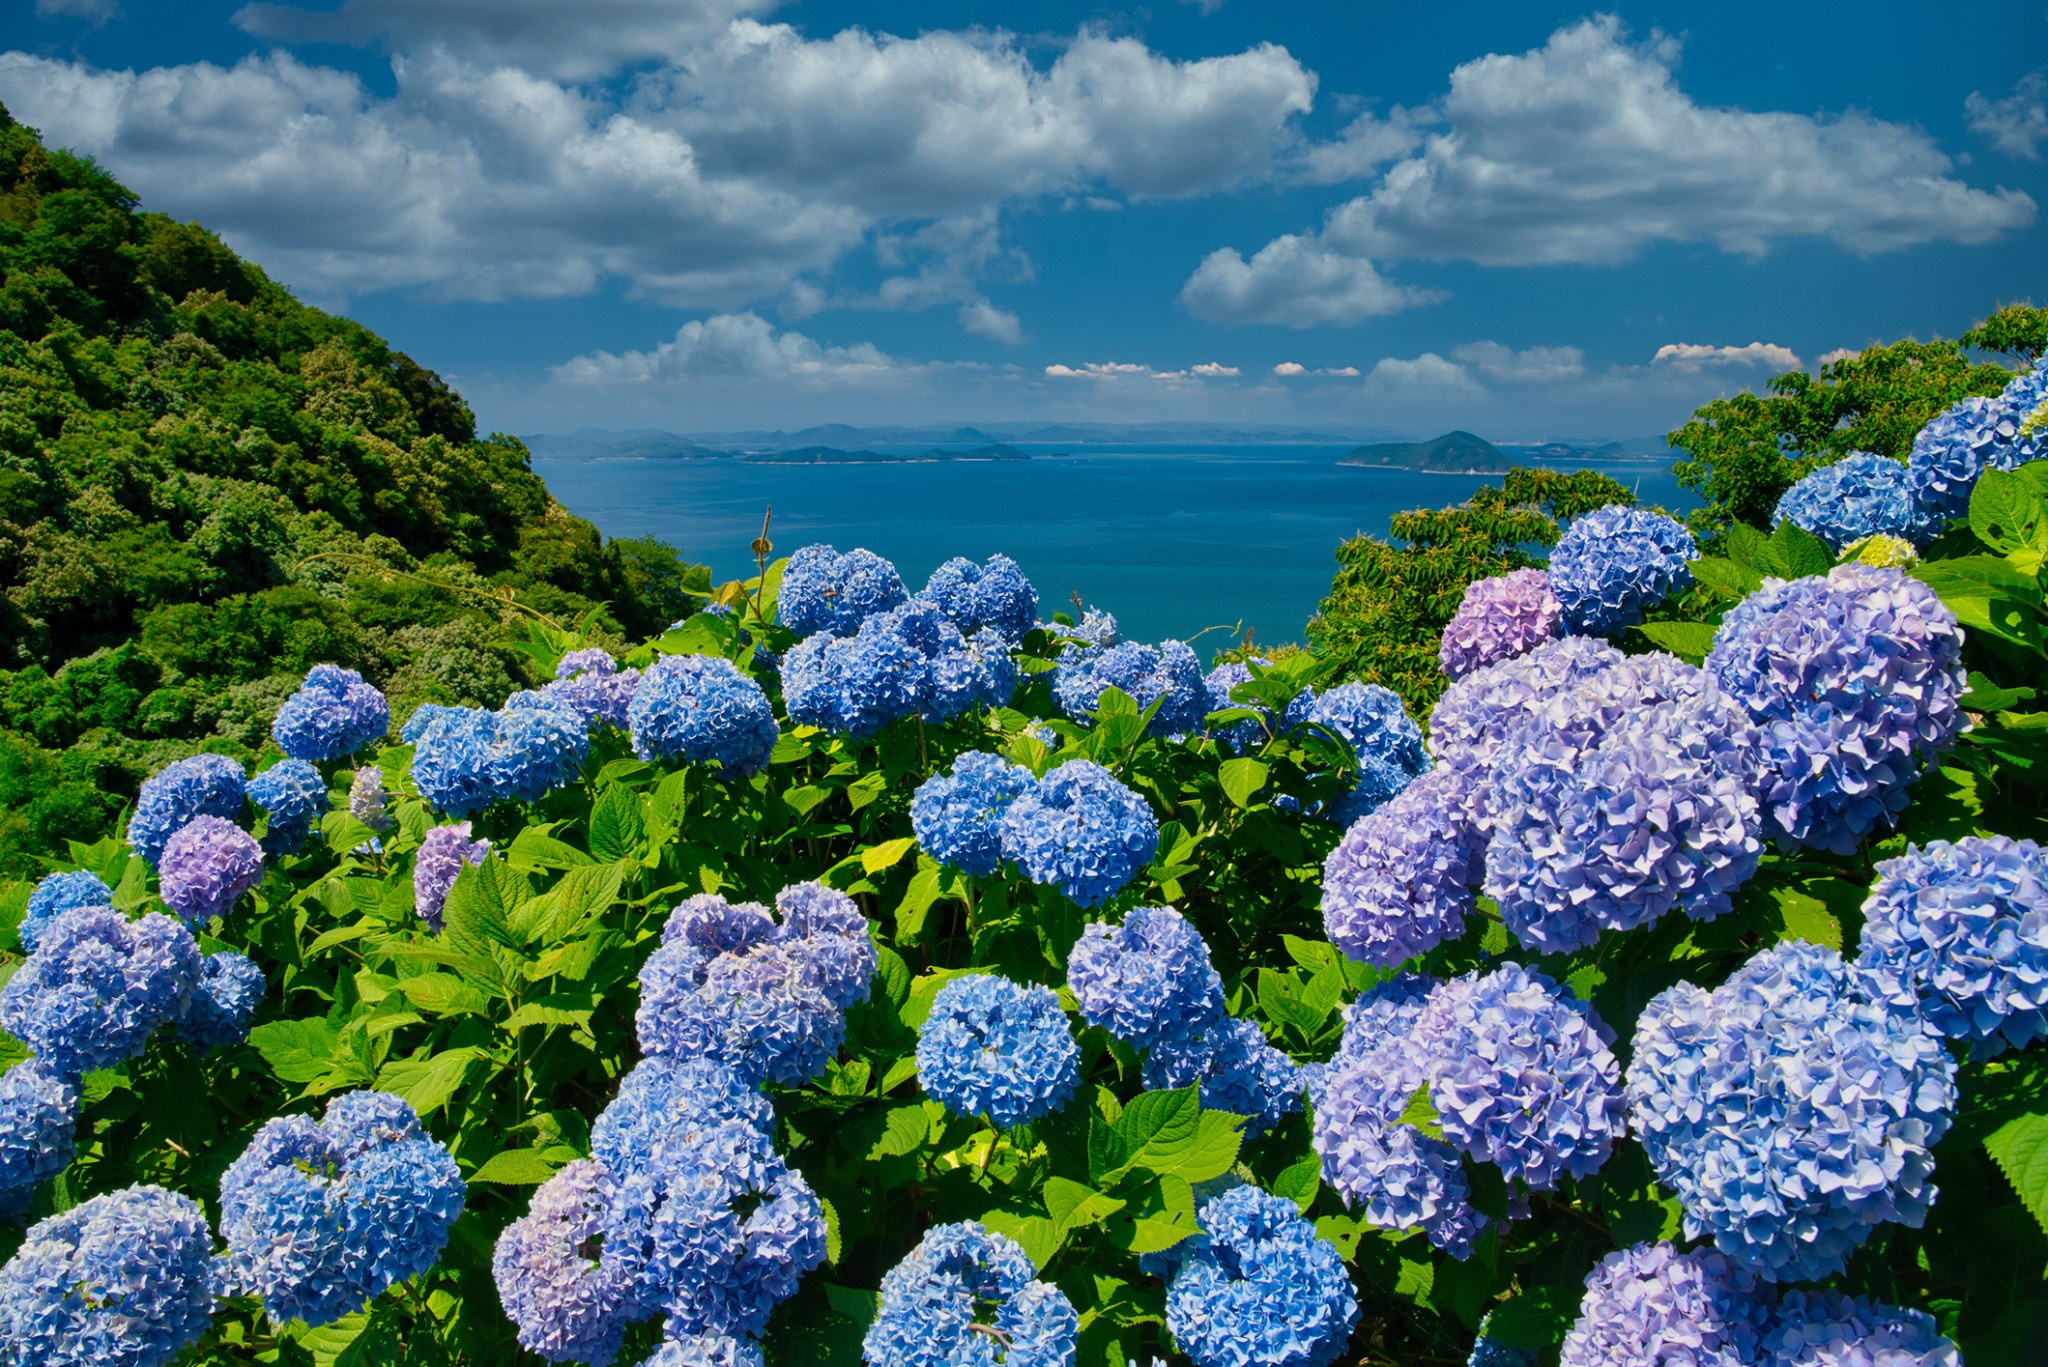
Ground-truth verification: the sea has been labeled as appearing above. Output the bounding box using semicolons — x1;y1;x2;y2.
533;444;1689;649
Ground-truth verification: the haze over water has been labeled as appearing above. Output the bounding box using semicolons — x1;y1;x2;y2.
536;444;1688;648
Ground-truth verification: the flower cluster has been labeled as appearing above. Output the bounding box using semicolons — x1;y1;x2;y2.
1052;640;1208;737
1546;504;1698;636
920;553;1039;638
916;975;1079;1128
349;764;392;834
1844;532;1919;567
248;759;328;856
1304;683;1430;824
272;663;390;762
219;1090;465;1327
0;908;201;1078
1321;767;1479;968
783;602;1015;738
176;950;264;1052
863;1221;1078;1367
1439;569;1564;680
911;751;1036;876
1152;1185;1359;1367
1908;394;2034;525
1763;1290;1959;1366
1773;451;1925;550
1203;658;1314;752
19;869;113;955
629;654;779;777
998;760;1159;907
1706;564;1967;853
1427;636;1625;775
128;753;245;867
157;814;264;925
1626;941;1956;1280
409;693;591;816
0;1061;77;1220
778;544;908;636
1856;836;2048;1053
413;822;493;930
546;648;642;729
493;1159;643;1366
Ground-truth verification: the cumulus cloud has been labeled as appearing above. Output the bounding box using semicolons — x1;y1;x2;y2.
1651;342;1802;373
1363;353;1485;398
1967;72;2048;161
957;300;1024;345
1045;362;1151;379
1272;361;1358;377
1190;361;1240;376
1294;107;1428;185
549;312;931;389
1180;234;1442;327
1818;347;1863;366
1450;341;1586;382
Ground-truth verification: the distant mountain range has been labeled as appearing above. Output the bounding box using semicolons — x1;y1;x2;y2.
1340;430;1673;474
741;443;1032;465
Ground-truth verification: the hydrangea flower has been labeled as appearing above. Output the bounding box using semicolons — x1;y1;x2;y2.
128;753;245;867
863;1221;1078;1367
1467;1335;1537;1367
19;870;114;956
1053;640;1208;737
176;951;265;1052
248;759;329;856
494;1159;643;1366
401;703;461;743
219;1090;465;1327
1321;766;1480;969
1152;1185;1358;1367
548;648;642;729
0;908;200;1078
0;1061;77;1220
1305;683;1431;824
1439;569;1564;681
1706;564;1967;853
1547;505;1697;636
641;1335;767;1367
413;822;493;931
1908;394;2031;526
1203;658;1315;752
778;545;908;636
591;1056;774;1178
1145;1014;1303;1137
998;760;1158;908
349;765;393;834
157;815;264;926
921;554;1039;639
917;975;1080;1128
1427;636;1625;775
272;663;390;762
1558;1241;1770;1367
770;881;877;1010
0;1184;215;1367
1773;451;1926;551
1626;941;1956;1281
1843;533;1919;567
1067;905;1224;1053
783;603;1014;738
1763;1290;1960;1367
911;751;1036;877
628;654;779;777
409;695;591;816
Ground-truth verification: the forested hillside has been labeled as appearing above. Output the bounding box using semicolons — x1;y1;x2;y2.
0;106;698;872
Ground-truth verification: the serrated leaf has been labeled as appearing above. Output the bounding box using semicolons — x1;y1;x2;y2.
1986;1110;2048;1237
248;1017;341;1084
1217;757;1268;809
981;1208;1063;1269
1634;619;1719;664
468;1148;561;1184
894;857;946;946
395;972;491;1017
299;1309;398;1367
504;826;594;872
1043;1175;1126;1239
1271;1155;1322;1213
1395;1084;1445;1140
587;786;646;863
378;1046;486;1119
1770;886;1844;951
861;837;916;874
1971;467;2048;557
1771;519;1834;578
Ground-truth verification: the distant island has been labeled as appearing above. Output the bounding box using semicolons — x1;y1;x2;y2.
740;443;1033;465
1339;431;1514;474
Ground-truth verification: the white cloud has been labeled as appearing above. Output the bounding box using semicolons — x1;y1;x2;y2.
1450;340;1585;382
549;312;930;388
1045;362;1151;379
1190;362;1240;376
36;0;120;20
1272;361;1307;376
1363;352;1485;398
1295;106;1427;185
958;299;1024;345
1818;347;1862;366
1180;233;1442;327
1967;72;2048;161
1651;342;1802;373
1272;360;1358;377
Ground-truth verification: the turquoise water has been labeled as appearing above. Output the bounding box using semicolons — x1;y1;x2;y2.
533;444;1687;648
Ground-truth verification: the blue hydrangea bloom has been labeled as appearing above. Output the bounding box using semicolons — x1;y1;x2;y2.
917;975;1080;1128
1052;640;1208;737
1467;1336;1537;1367
1626;941;1956;1281
921;554;1039;639
1440;569;1564;682
783;604;1015;738
1908;394;2032;527
1304;682;1430;825
547;648;642;729
401;703;461;743
0;1062;77;1221
1321;766;1480;969
1145;1014;1303;1137
778;545;908;636
592;1056;774;1178
911;751;1035;877
1558;1241;1770;1367
272;663;390;762
128;753;245;867
176;950;264;1052
1763;1289;1960;1366
999;760;1158;908
640;1334;766;1367
0;908;200;1079
0;1184;215;1367
1773;450;1926;550
409;694;591;815
413;822;492;931
1427;636;1626;775
1203;658;1315;753
494;1159;643;1366
1547;504;1698;636
772;881;877;1010
1707;564;1968;853
248;759;329;856
864;1221;1078;1367
157;814;264;926
1067;905;1224;1053
1857;836;2048;1054
628;654;778;777
1153;1185;1358;1367
19;870;113;956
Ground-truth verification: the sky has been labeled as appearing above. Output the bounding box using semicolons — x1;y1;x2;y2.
3;0;2044;439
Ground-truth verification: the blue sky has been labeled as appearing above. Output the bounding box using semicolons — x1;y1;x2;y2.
5;0;2044;438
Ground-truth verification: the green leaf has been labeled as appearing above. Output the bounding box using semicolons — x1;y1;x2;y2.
1217;757;1269;809
587;785;646;863
378;1046;486;1119
1972;467;2048;556
1271;1155;1322;1213
1985;1110;2048;1237
1770;519;1834;578
1043;1175;1127;1240
1770;886;1844;951
1099;1088;1244;1185
247;1017;341;1084
1394;1084;1445;1140
468;1148;562;1184
860;837;916;874
981;1208;1062;1269
1093;686;1140;719
1724;521;1785;576
1483;1286;1579;1348
395;972;491;1017
298;1309;398;1367
1691;554;1762;598
894;858;945;946
1633;619;1719;664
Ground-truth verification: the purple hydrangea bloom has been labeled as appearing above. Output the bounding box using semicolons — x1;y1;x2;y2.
1773;450;1927;550
1626;941;1956;1281
628;654;779;777
864;1221;1078;1367
1763;1290;1960;1366
1548;505;1698;636
409;695;591;816
175;951;265;1052
1427;636;1626;775
1706;564;1967;853
998;760;1159;908
920;554;1039;639
1857;836;2048;1053
592;1057;774;1178
20;870;114;956
778;545;908;636
157;814;264;926
911;751;1036;877
1908;394;2033;527
1067;906;1224;1053
248;759;329;856
547;648;642;729
128;753;245;867
272;663;390;762
0;908;200;1079
1558;1241;1770;1367
0;1061;77;1221
1053;640;1208;737
1440;569;1564;681
782;603;1015;738
1152;1184;1358;1367
494;1160;645;1366
916;975;1080;1129
1321;766;1479;969
348;765;392;833
0;1184;215;1367
413;822;493;931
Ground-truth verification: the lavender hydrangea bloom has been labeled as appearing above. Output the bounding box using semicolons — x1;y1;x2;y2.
1152;1185;1357;1367
0;1184;215;1367
413;822;493;931
1707;564;1968;853
0;1062;77;1220
1427;636;1626;775
998;760;1158;907
348;765;392;834
1321;766;1479;969
175;951;264;1052
494;1160;643;1366
1067;906;1224;1052
20;870;113;955
409;695;591;815
921;554;1039;638
1856;836;2048;1053
911;751;1035;877
1908;395;2031;526
782;603;1014;738
592;1057;774;1177
248;759;328;856
157;815;264;926
1052;640;1208;737
0;908;200;1078
628;654;779;777
1548;505;1697;636
863;1221;1078;1367
1773;451;1926;550
273;663;389;763
1440;569;1564;680
544;648;642;729
1627;942;1956;1281
1558;1241;1771;1367
128;753;245;866
778;545;908;636
917;975;1080;1128
1763;1290;1960;1367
